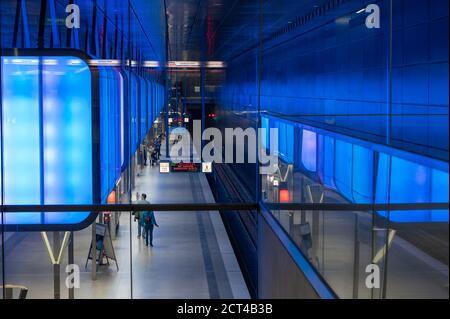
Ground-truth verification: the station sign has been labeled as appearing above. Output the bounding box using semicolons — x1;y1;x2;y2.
171;162;199;172
160;162;170;173
202;162;212;173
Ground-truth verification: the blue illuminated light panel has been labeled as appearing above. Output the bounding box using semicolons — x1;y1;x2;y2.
352;145;373;204
264;115;448;223
1;56;93;226
301;129;317;172
1;57;41;225
99;67;123;202
42;57;92;224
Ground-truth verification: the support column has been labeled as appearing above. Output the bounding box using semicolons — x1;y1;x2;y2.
68;231;74;299
183;76;187;115
255;0;264;202
200;61;205;153
352;214;360;298
53;231;61;299
164;0;170;158
165;72;170;158
91;223;97;281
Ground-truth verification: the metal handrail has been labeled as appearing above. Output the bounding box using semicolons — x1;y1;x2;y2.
0;202;447;213
0;203;259;213
264;202;449;211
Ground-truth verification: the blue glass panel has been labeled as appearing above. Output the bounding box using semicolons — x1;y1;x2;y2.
113;69;123;185
108;68;117;195
140;78;147;142
286;124;294;163
261;117;269;149
390;157;429;204
130;73;138;153
100;67;110;202
278;121;286;158
1;56;93;226
323;136;335;188
301;129;317;171
148;81;153;129
1;57;40;204
335;140;353;201
383;157;449;222
99;68;124;202
352;145;373;204
430;169;449;222
1;57;41;224
375;153;390;204
431;169;449;202
42;57;92;223
119;71;125;168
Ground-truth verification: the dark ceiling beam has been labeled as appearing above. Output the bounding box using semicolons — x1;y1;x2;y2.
129;1;161;61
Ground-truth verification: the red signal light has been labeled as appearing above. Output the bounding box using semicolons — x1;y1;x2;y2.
279;189;290;203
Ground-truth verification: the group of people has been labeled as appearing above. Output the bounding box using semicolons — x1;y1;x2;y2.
133;192;159;247
139;136;162;169
149;138;161;166
133;134;165;245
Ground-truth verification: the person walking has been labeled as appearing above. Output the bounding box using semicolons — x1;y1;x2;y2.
155;140;161;160
148;144;155;166
141;193;159;247
134;210;144;238
151;149;158;166
134;192;146;239
139;144;145;171
143;144;148;166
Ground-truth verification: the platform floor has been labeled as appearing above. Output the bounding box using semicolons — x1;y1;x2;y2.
0;161;249;299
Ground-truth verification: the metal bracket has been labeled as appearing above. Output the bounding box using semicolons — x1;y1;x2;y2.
41;231;71;265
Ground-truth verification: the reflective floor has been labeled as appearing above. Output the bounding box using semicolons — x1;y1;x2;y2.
275;209;448;299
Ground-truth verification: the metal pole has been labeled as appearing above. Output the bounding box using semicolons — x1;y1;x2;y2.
91;223;96;280
255;0;263;202
387;0;393;145
128;0;134;299
0;42;6;300
165;72;170;158
68;231;74;299
200;13;207;153
164;0;170;158
201;55;205;153
352;214;360;298
53;231;61;299
256;0;264;291
175;73;178;112
184;76;187;115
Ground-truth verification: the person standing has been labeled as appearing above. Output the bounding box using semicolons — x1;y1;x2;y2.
148;144;155;166
134;210;144;238
139;144;146;171
155;140;161;160
143;144;148;166
151;149;158;166
141;193;159;247
133;192;146;239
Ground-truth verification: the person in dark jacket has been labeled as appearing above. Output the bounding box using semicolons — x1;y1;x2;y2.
134;192;146;239
154;140;161;160
141;194;159;246
151;150;158;166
